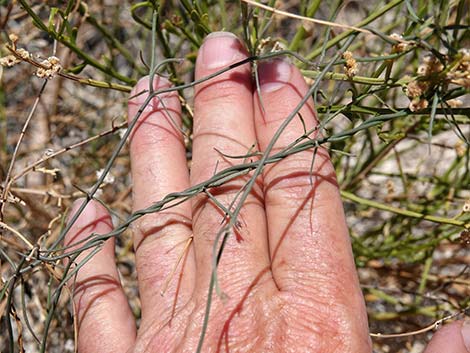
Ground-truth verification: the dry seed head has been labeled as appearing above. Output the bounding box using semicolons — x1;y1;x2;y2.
36;56;62;79
343;51;358;78
0;55;21;67
36;68;52;78
418;55;444;76
16;48;30;60
409;97;428;112
446;50;470;88
9;33;18;44
446;98;462;108
460;48;470;59
258;37;273;52
406;80;428;98
256;37;285;55
390;33;410;53
448;75;470;89
460;230;470;245
343;51;353;60
455;140;466;157
48;56;60;65
39;59;53;69
271;41;286;53
463;200;470;213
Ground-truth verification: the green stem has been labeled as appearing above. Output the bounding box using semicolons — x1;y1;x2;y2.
79;4;146;75
341;190;469;228
17;0;135;84
305;0;405;61
302;70;397;85
415;256;433;306
289;0;322;51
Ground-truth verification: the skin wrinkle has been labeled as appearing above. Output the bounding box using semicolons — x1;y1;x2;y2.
190;136;258;183
282;305;345;353
269;184;317;268
136;250;194;322
64;215;113;248
132;149;186;198
254;57;370;352
135;244;186;284
192;193;263;243
193;238;264;295
134;303;193;353
128;84;180;146
192;176;265;208
74;275;123;328
130;108;183;147
282;311;345;353
134;239;196;351
194;67;253;98
278;243;353;291
80;312;124;353
182;267;271;352
263;151;334;192
215;268;272;353
132;211;192;251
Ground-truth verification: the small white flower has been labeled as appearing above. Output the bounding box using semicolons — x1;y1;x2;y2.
0;55;21;67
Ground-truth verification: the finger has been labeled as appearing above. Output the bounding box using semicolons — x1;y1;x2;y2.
424;321;470;353
65;199;135;353
253;60;370;349
191;32;269;291
128;76;195;324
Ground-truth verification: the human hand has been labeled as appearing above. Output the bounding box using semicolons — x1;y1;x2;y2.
65;32;470;353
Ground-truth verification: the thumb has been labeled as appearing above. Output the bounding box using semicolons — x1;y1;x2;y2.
423;320;470;353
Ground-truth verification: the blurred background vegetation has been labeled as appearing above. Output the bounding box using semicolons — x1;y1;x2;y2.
0;0;469;352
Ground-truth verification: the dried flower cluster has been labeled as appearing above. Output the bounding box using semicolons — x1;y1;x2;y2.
460;230;470;246
0;55;21;67
36;56;62;79
0;33;22;67
390;33;411;53
343;51;358;78
405;49;470;112
418;55;444;76
463;200;470;213
447;49;470;89
1;33;61;79
9;33;18;42
408;95;429;112
405;55;445;112
256;36;286;55
455;140;466;157
445;98;462;108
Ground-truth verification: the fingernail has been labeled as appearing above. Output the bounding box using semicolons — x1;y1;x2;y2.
462;320;470;352
200;31;244;69
67;198;96;228
258;59;292;93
